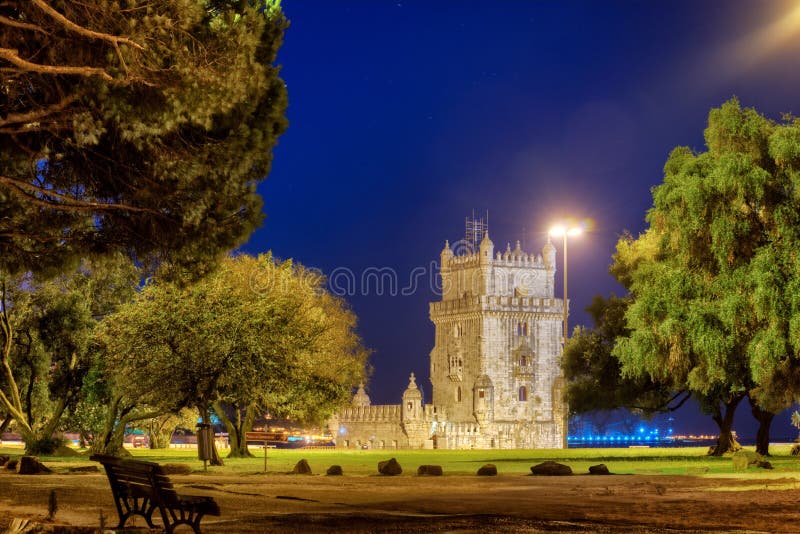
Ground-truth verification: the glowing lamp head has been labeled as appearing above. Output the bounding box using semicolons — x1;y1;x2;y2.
549;224;582;237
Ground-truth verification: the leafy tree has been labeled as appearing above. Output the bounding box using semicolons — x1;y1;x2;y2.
135;409;198;450
96;254;370;461
0;1;288;277
611;99;800;455
0;254;138;453
563;294;690;419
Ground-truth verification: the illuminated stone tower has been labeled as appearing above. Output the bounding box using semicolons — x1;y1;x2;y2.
428;228;567;448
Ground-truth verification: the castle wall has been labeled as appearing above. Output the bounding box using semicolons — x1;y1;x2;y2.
333;405;407;449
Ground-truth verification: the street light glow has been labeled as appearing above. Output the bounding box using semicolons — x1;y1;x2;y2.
549;225;583;237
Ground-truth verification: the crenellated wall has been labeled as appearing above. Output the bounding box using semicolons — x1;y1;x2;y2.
338;404;401;423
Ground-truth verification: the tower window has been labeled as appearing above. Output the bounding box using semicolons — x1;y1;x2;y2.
478;390;485;399
523;322;528;336
407;402;413;411
520;355;527;367
457;386;462;402
519;386;528;402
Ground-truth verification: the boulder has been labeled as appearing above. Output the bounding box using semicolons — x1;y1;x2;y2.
6;459;18;470
292;459;312;475
326;465;343;476
417;465;443;476
476;463;497;476
54;445;81;457
588;463;610;475
731;450;760;470
531;461;572;476
16;456;51;475
161;463;193;475
0;455;9;466
757;460;773;470
377;458;402;476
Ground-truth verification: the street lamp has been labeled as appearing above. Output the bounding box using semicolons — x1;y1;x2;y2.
548;224;582;348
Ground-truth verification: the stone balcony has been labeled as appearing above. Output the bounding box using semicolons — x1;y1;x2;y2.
513;365;534;377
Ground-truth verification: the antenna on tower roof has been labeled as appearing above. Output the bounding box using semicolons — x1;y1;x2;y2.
465;209;489;252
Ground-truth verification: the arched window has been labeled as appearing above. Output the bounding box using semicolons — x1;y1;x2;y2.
517;322;522;336
456;386;462;402
520;355;527;367
518;386;528;402
523;322;528;336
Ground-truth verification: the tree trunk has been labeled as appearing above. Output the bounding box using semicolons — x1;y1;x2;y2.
90;397;159;456
708;393;744;456
748;395;774;457
149;429;172;449
0;414;11;433
215;401;256;458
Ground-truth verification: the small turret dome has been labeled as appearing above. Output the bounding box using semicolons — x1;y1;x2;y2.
441;240;453;258
352;383;371;407
402;372;422;401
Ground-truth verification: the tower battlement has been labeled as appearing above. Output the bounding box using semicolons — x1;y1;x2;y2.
430;294;563;315
439;232;557;301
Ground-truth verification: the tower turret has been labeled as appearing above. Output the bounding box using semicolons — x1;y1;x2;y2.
440;240;454;299
543;238;556;271
352;383;371;407
543;238;557;297
401;372;423;422
479;231;494;264
440;240;453;266
472;374;494;424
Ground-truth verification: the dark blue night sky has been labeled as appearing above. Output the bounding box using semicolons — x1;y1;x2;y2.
241;1;800;438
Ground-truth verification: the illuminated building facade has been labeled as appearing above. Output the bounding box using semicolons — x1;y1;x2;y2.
331;226;567;449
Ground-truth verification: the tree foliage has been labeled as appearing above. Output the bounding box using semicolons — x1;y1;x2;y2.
96;253;370;459
562;294;689;418
0;0;288;276
611;98;800;455
0;254;138;453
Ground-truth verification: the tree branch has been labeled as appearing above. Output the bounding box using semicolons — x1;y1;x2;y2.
0;15;49;34
0;279;25;420
0;47;115;82
0;92;81;127
0;174;160;214
30;0;144;50
0;231;71;243
627;390;691;413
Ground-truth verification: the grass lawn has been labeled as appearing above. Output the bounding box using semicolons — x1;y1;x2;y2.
3;443;800;478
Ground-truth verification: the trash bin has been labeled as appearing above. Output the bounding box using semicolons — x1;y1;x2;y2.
196;423;214;462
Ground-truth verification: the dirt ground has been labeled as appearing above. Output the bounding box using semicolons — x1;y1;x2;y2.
2;468;800;533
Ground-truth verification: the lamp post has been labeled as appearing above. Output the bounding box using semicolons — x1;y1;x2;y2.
548;225;582;347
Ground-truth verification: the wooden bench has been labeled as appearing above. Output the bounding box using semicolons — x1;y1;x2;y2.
91;454;220;533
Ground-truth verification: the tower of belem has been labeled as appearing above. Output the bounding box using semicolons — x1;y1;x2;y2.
331;227;568;449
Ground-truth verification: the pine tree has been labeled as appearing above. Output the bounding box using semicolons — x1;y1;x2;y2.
0;1;289;276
